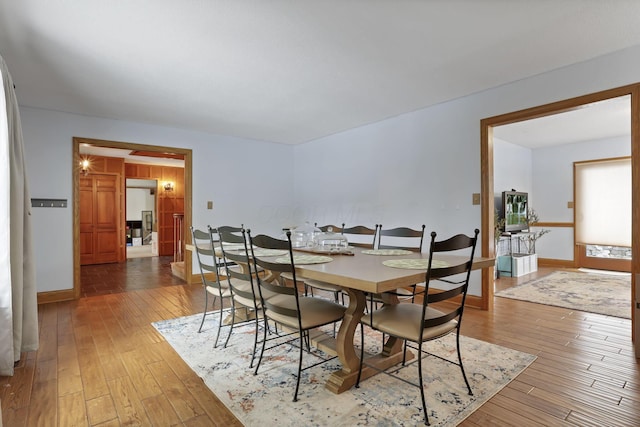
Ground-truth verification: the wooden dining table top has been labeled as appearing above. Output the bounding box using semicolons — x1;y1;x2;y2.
186;242;494;294
292;247;494;294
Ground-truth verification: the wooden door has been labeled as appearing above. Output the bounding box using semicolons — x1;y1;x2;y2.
80;174;120;265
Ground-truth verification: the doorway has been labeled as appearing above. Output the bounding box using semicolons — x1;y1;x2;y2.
480;84;639;357
126;178;157;259
72;137;193;299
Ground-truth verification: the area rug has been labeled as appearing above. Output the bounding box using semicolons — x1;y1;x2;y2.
496;270;631;319
153;313;536;426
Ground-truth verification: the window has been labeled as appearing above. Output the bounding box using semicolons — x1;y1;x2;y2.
575;157;631;247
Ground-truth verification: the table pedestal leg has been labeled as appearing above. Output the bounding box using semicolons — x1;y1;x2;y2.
222;306;257;325
325;289;410;394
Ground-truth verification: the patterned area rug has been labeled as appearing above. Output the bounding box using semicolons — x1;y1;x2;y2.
153;313;536;426
496;270;631;319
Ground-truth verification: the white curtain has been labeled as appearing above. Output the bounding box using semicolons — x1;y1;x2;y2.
0;54;38;376
575;157;632;247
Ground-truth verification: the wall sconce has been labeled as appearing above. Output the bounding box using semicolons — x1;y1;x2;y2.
80;159;90;176
163;182;174;191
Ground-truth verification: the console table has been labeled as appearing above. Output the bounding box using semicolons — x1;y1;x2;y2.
497;232;538;277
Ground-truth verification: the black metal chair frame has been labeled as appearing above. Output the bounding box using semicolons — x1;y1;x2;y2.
217;225;270;368
356;228;479;425
190;226;235;348
248;230;345;402
375;224;427;301
303;223;348;307
314;222;345;233
341;224;378;249
377;224;426;252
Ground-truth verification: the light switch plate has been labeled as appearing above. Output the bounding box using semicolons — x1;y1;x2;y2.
472;193;481;205
207;201;213;210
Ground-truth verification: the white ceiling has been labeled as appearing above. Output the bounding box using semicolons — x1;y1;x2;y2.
1;1;640;145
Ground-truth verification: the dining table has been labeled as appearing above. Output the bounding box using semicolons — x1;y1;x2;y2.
186;240;494;394
286;246;495;394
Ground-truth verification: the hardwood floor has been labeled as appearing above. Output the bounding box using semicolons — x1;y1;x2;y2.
80;255;183;298
1;262;638;426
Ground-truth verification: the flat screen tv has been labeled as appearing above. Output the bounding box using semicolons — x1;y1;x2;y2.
502;191;528;233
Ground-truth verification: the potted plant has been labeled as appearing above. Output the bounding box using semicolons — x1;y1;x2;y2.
521;208;550;255
495;209;549;277
506;208;549;276
494;212;505;250
494;213;506;278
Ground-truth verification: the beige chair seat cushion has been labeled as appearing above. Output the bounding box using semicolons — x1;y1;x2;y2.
371;287;414;303
226;264;243;272
232;279;277;308
266;296;345;330
281;274;343;297
233;294;253;309
279;272;302;284
222;264;265;279
206;285;233;298
361;304;457;342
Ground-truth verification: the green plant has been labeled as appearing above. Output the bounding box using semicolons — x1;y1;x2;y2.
494;212;505;250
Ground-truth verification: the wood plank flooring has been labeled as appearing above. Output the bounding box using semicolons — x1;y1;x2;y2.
80;255;182;298
1;262;638;426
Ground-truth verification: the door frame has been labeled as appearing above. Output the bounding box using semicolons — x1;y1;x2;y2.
480;83;639;346
72;137;193;299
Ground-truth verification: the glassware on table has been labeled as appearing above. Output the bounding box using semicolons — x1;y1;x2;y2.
312;227;349;253
290;222;321;248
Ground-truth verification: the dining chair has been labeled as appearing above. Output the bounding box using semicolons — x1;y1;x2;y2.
356;228;479;426
190;226;234;348
341;224;378;249
248;230;346;402
376;224;427;301
377;224;426;252
217;225;273;367
314;222;345;233
296;222;347;306
299;277;345;308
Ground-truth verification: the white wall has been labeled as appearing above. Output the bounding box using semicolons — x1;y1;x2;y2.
126;188;154;221
532;135;630;260
294;98;484;237
21;108;294;292
533;135;630;221
293;45;640;295
494;138;533;212
20;44;640;295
